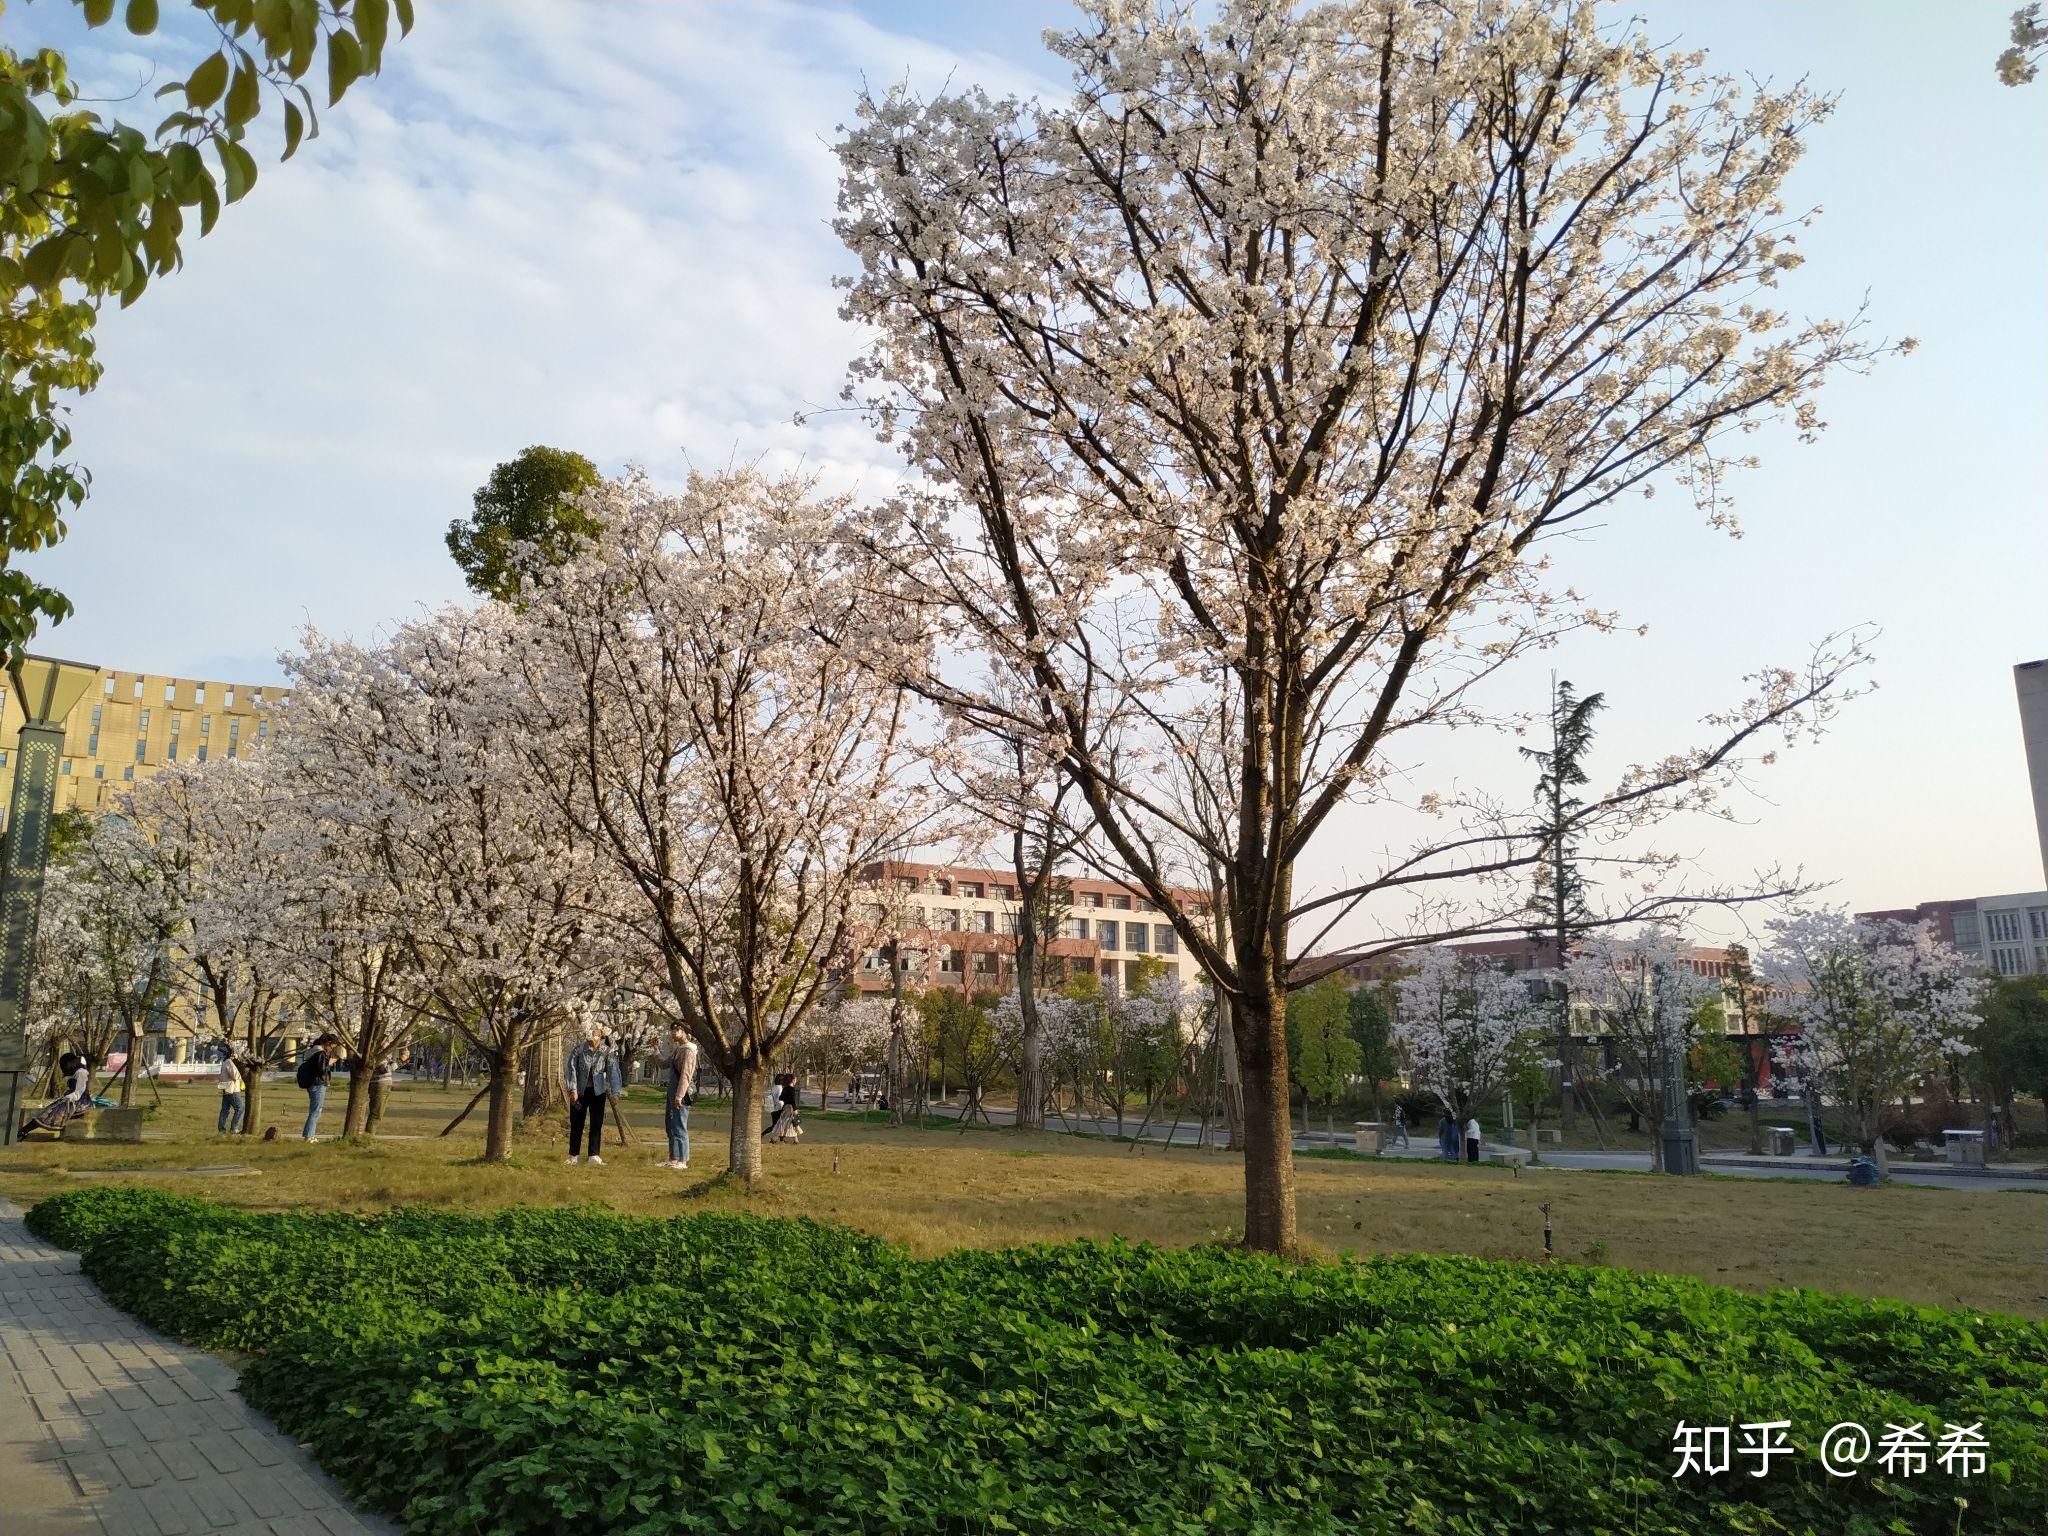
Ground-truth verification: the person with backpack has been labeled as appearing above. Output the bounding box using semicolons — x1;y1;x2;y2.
297;1034;339;1142
563;1021;623;1165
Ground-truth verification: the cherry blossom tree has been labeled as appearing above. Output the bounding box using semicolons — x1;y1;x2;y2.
286;608;634;1161
1564;931;1720;1169
513;467;940;1183
1394;947;1534;1124
1764;911;1986;1173
63;807;183;1105
788;991;892;1108
836;0;1899;1252
123;758;300;1135
23;861;122;1090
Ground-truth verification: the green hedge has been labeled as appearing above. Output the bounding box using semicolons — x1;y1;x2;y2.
28;1187;2048;1535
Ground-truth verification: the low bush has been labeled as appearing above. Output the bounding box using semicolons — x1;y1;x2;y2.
33;1187;2048;1536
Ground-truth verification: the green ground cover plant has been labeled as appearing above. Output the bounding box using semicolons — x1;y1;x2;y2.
27;1187;2048;1535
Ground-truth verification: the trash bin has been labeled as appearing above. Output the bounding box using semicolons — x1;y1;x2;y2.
1352;1122;1381;1156
1845;1156;1880;1187
1943;1129;1986;1167
1767;1125;1796;1157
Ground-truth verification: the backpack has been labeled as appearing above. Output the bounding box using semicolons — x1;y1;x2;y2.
296;1051;322;1090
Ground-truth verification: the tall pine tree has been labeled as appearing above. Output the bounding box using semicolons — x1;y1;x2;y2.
1522;678;1605;1130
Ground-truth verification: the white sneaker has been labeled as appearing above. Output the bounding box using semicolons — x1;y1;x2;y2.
587;1155;604;1166
565;1155;581;1165
304;1136;320;1144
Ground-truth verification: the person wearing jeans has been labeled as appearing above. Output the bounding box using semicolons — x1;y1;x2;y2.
563;1022;623;1165
216;1052;245;1134
659;1026;699;1170
299;1034;338;1141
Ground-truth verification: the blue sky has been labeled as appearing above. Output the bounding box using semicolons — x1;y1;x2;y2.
11;0;2047;933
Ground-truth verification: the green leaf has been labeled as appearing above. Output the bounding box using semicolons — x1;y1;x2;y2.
394;0;415;34
126;0;160;34
355;0;390;68
186;52;232;111
226;59;261;128
326;30;363;105
83;0;116;25
219;141;258;203
283;100;306;160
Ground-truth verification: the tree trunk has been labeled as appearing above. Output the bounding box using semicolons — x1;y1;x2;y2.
1015;981;1046;1132
728;1058;765;1183
240;1068;264;1137
119;1036;137;1107
342;1060;371;1136
522;1032;565;1118
483;1046;519;1161
1233;989;1297;1256
365;1073;387;1136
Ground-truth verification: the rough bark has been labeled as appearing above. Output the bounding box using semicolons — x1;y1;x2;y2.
1232;988;1297;1256
522;1032;566;1119
727;1058;765;1184
484;1046;520;1162
365;1073;387;1136
341;1062;370;1136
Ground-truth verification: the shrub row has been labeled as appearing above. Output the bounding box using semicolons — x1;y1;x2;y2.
28;1187;2048;1535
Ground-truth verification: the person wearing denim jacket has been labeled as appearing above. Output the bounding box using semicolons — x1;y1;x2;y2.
563;1024;624;1165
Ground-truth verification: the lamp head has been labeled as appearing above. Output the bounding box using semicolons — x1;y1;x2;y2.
8;655;99;728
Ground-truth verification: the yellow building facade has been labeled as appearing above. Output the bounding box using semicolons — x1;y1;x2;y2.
0;665;286;822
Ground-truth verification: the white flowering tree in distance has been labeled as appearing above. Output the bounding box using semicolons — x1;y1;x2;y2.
1564;930;1720;1170
835;0;1904;1251
1764;911;1985;1173
1394;947;1534;1126
514;467;941;1184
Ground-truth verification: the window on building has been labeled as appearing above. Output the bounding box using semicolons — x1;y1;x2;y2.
0;751;6;767
1109;894;1131;910
138;707;150;731
940;948;964;974
257;719;268;743
1954;910;1982;949
90;705;101;730
164;681;175;702
959;881;982;899
195;685;205;705
1154;924;1178;955
196;745;207;763
123;766;134;780
60;760;71;774
1098;921;1119;952
1004;912;1024;935
1136;898;1154;912
862;950;888;973
1083;891;1102;908
103;676;115;697
134;740;147;762
973;952;997;976
225;687;236;708
1993;947;2024;976
2030;908;2047;941
972;911;994;934
935;908;960;931
227;720;240;758
1063;918;1087;940
93;765;104;780
894;877;917;891
995;884;1015;902
132;678;142;699
1128;923;1149;953
199;716;210;735
1988;911;2022;944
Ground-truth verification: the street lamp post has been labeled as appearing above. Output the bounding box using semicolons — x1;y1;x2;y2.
0;654;99;1148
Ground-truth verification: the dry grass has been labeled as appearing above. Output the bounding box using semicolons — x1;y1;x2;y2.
4;1081;2043;1317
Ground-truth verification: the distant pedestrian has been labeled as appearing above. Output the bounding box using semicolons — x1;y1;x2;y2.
1391;1104;1410;1149
216;1052;246;1134
564;1022;623;1166
1464;1115;1481;1163
659;1026;699;1171
1436;1111;1458;1162
296;1034;338;1142
764;1073;802;1142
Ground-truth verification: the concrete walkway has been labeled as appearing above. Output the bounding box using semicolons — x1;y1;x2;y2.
0;1202;397;1536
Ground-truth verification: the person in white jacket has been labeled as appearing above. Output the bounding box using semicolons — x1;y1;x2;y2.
1464;1115;1481;1164
216;1052;246;1134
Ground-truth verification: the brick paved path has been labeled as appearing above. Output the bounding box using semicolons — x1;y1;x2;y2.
0;1202;398;1536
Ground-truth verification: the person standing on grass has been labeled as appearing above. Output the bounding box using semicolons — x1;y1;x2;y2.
216;1050;245;1134
297;1034;338;1142
1435;1110;1457;1162
564;1021;623;1166
659;1025;699;1170
1464;1114;1481;1164
1392;1104;1409;1149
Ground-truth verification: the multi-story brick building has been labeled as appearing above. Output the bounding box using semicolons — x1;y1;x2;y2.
1859;892;2048;979
850;860;1212;996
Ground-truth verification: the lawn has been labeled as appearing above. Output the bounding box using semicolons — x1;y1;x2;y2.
4;1079;2043;1317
